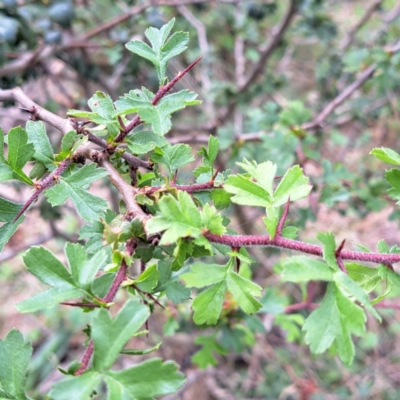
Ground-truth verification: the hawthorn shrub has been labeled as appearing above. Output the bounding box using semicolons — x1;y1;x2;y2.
1;3;400;400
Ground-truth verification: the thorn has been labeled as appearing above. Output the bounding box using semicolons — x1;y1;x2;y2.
118;115;126;131
171;169;178;185
335;239;347;274
60;302;100;308
335;239;346;257
210;164;222;183
276;196;290;237
13;191;40;223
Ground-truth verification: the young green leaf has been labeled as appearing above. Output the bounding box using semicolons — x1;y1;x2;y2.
150;142;194;175
137;90;200;136
0;329;33;400
370;147;400;165
104;358;185;398
133;264;160;292
198;136;220;168
88;91;115;121
226;271;262;314
192;281;227;325
273;165;312;207
303;282;366;365
317;232;338;270
25;121;54;167
45;164;109;222
0;127;34;185
126;18;189;83
281;256;334;282
385;169;400;204
125;131;168;155
346;263;381;294
181;262;228;288
146;191;202;244
91;300;150;371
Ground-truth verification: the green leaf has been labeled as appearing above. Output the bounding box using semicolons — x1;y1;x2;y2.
192;281;227;325
45;164;108;222
125;131;168;155
346;263;381;294
370;147;400;165
0;329;32;400
91;300;150;371
23;246;75;288
150;142;194;175
210;189;232;210
279;101;311;126
385;169;400;204
192;335;228;369
120;342;161;355
334;270;381;321
49;371;101;400
317;232;338;270
126;18;189;83
164;281;191;304
201;203;226;235
198;136;220;167
263;207;279;238
281;256;334;282
236;159;276;195
138;90;200;136
105;358;185;398
303;282;366;365
25;121;54;167
225;174;272;207
88;91;115;120
16;287;83;313
181;262;228;288
0;127;34;185
0;197;22;223
146;191;202;245
134;264;160;292
273;165;312;207
226;271;262;314
0;216;25;253
61;131;78;153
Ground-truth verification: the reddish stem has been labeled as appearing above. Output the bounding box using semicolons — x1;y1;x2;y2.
204;233;400;265
75;341;94;376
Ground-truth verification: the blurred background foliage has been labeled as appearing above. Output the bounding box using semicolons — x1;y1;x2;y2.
1;0;400;398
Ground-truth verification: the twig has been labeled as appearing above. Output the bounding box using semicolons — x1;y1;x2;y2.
302;39;400;131
276;197;290;237
340;0;382;51
204;233;400;265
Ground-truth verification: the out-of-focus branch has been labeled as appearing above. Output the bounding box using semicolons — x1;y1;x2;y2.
238;0;297;94
340;0;382;51
0;87;74;134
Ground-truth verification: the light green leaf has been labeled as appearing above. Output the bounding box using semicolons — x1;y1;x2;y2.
334;270;381;321
181;263;228;288
16;287;83;313
137;90;200;136
134;264;160;292
0;217;25;253
49;371;101;400
281;256;334;282
105;358;185;398
0;197;22;223
192;335;228;369
201;203;226;235
88;91;115;120
317;232;338;270
386;169;400;204
0;329;32;400
92;300;150;371
164;281;191;304
0;127;33;185
61;131;78;153
370;147;400;165
346;263;381;294
226;271;262;314
198;136;220;167
25;121;54;166
45;164;108;222
125;131;167;155
192;281;227;325
23;246;75;288
225;175;271;207
150;142;194;175
273;165;312;207
125;41;158;66
146;191;202;245
303;282;366;365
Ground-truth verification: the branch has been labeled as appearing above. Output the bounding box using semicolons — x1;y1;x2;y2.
204;233;400;265
340;0;382;51
141;180;222;195
0;87;74;134
302;39;400;131
238;0;297;93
